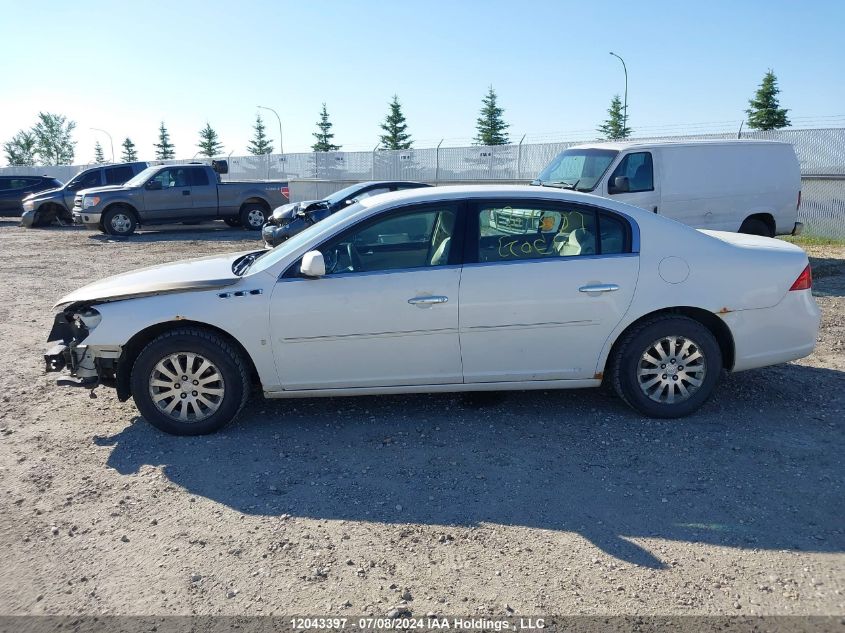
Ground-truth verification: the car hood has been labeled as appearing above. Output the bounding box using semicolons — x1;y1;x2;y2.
78;184;130;196
25;186;65;201
54;251;253;309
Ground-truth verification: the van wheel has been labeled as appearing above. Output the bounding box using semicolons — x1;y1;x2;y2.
103;206;138;236
130;328;250;436
739;217;773;237
611;316;722;418
240;203;268;230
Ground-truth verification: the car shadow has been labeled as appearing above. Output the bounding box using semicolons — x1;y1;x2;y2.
94;363;844;570
86;224;264;244
809;255;845;298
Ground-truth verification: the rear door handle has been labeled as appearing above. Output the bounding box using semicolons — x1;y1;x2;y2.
579;284;619;293
408;295;448;306
182;190;191;196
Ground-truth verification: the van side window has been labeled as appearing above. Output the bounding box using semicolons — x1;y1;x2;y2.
609;152;653;193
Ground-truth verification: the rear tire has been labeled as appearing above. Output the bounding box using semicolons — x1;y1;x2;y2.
103;206;138;236
610;316;722;418
739;217;774;237
130;328;250;436
224;217;242;228
240;203;268;231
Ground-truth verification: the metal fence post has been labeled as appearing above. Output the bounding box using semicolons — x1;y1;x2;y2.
435;139;443;184
371;143;379;179
517;134;526;180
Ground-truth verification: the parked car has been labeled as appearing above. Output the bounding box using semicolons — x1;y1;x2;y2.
21;162;149;227
262;180;430;247
71;161;289;236
532;140;802;237
45;185;819;435
0;175;63;217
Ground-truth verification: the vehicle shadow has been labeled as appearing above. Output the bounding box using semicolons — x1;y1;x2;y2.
809;255;845;298
95;363;844;569
86;224;263;244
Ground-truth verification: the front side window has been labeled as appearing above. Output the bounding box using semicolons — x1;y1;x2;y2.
480;203;599;262
69;170;102;190
150;168;190;189
318;205;457;275
608;152;653;193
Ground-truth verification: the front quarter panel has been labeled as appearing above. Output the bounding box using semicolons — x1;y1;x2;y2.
81;274;278;387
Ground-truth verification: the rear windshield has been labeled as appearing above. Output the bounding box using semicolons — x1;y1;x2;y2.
535;149;618;192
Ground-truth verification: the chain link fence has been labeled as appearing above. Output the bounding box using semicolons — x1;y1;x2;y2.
4;128;843;237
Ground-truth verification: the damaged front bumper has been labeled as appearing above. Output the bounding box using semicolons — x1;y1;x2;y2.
44;310;119;389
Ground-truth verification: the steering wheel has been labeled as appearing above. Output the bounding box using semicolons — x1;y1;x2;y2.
346;242;363;272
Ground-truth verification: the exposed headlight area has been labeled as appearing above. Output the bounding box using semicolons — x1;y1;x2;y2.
22;200;35;211
83;196;101;209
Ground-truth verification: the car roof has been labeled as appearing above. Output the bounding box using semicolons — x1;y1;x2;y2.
569;139;792;151
355;180;430;188
357;183;652;218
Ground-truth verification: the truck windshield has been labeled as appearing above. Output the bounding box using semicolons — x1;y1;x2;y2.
534;149;618;192
123;166;160;187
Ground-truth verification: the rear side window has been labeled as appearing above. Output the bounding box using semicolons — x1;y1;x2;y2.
597;212;630;254
105;165;135;184
189;168;209;186
609;152;654;193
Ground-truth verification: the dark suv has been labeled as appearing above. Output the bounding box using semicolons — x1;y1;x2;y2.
0;175;63;217
21;162;148;227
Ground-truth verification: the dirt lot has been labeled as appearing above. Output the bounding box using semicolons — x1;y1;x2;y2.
0;220;842;617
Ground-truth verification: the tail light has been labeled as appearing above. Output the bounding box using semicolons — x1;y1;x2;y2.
789;264;812;291
797;190;802;210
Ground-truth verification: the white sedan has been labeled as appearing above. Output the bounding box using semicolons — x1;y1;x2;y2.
45;185;820;435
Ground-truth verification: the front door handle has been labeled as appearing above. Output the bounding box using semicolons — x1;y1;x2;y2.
182;190;191;196
408;295;448;306
579;284;620;293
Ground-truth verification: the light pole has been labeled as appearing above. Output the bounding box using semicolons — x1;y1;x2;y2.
90;127;114;163
608;52;628;136
257;105;284;154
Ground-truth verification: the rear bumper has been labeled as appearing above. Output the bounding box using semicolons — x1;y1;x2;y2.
723;289;820;372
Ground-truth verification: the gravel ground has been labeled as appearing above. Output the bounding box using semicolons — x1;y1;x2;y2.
0;220;843;617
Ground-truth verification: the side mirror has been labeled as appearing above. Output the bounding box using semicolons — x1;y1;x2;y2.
609;176;630;194
146;180;162;191
300;250;326;277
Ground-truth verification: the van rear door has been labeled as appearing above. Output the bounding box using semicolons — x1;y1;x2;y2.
604;150;660;214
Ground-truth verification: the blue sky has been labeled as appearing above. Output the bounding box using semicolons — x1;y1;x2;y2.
2;0;843;163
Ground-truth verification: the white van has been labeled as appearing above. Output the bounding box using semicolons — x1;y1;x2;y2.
531;140;802;236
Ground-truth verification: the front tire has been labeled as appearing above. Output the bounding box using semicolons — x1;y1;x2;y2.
240;203;268;231
611;316;722;418
130;328;250;435
103;206;138;236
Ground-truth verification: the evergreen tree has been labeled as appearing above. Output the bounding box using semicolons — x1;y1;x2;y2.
746;69;791;130
3;130;38;166
94;141;106;164
153;122;176;160
247;114;274;155
32;112;76;165
121;137;138;162
379;95;413;150
597;94;631;140
474;86;510;145
197;123;224;157
312;103;341;152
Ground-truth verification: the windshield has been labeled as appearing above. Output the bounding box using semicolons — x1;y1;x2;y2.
123;166;160;188
534;149;618;192
324;183;368;206
249;201;368;275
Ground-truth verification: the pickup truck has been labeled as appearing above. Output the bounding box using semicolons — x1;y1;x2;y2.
21;162;149;227
72;161;289;236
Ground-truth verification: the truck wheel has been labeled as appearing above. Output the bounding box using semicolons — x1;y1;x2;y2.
240;203;268;231
103;206;138;236
130;327;251;436
739;217;773;237
224;217;242;228
610;315;722;419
